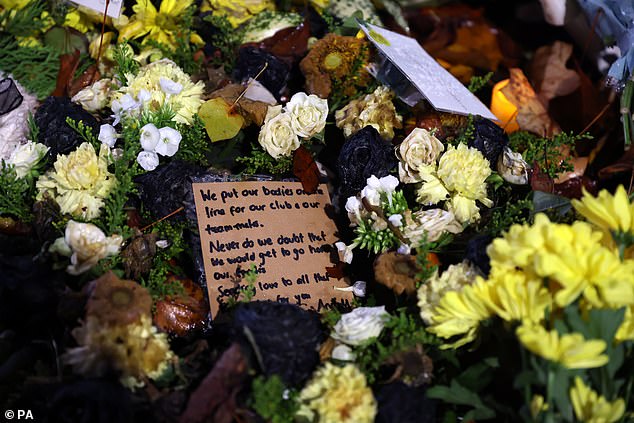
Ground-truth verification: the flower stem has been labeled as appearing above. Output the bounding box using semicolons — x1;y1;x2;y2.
544;367;556;423
620;77;634;146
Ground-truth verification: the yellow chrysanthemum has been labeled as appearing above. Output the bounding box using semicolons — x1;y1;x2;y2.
570;377;625;423
427;279;494;348
118;0;201;49
479;268;550;324
64;7;103;33
200;0;275;27
297;363;376;423
0;0;29;9
572;186;633;235
36;143;115;220
487;213;634;309
516;324;608;369
417;261;478;325
616;305;634;342
117;59;204;125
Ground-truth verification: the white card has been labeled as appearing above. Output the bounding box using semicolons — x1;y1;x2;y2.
359;22;498;121
71;0;123;19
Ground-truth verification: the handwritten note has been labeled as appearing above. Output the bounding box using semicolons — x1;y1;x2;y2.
359;22;498;121
71;0;122;19
193;181;352;315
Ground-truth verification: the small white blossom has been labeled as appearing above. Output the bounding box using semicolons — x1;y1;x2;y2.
156;127;182;157
98;124;119;148
137;151;160;171
331;344;356;361
388;213;403;227
397;244;411;255
335;281;367;297
335;241;354;264
159;77;183;95
137;89;152;104
140;123;160;152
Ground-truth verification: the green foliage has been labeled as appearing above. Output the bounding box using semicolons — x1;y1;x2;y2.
485;196;533;237
353;219;399;255
467;72;494;93
226;264;258;307
0;0;47;37
175;115;210;166
509;130;592;179
0;38;58;100
236;145;293;175
66;117;100;150
27;112;39;142
384;190;408;216
415;233;454;285
250;375;299;423
0;162;34;221
141;220;188;301
321;307;342;329
453;114;476;146
113;41;140;86
353;309;437;384
203;14;243;73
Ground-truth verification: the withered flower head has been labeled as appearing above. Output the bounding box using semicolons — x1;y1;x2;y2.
335;86;403;140
300;33;371;98
374;252;420;296
86;271;152;327
121;231;158;280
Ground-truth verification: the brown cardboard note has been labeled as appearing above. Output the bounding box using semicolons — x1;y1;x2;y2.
192;181;352;316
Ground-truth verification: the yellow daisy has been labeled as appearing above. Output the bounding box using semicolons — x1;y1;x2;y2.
570;377;625;423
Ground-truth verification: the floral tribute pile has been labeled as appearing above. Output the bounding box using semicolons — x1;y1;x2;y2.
1;0;634;421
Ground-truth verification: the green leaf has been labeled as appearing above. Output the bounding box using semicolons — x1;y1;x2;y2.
587;308;626;344
563;306;590;338
532;191;571;217
463;407;496;421
427;380;486;408
551;366;573;421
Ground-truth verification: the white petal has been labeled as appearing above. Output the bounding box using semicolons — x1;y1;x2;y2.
156;127;182;157
137;151;159;171
140;123;160;151
98;124;118;148
137;89;151;104
388;214;403;227
159;77;183;95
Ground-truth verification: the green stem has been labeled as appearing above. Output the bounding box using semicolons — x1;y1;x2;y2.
544;367;556;423
620;78;634;146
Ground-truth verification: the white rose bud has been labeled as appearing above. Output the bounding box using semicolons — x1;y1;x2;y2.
63;220;122;275
397;128;445;184
258;110;300;159
332;306;389;346
285;92;328;138
331;344;356;361
7;141;49;178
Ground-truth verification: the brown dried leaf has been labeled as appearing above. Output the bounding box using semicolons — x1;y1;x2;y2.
530;41;580;104
373;252;420;296
52;50;80;97
154;275;210;337
209;84;270;126
293;145;320;194
179;343;249;423
501;68;560;137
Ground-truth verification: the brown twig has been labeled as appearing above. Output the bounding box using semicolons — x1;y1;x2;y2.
140;207;184;232
95;0;110;71
361;197;408;244
229;62;268;113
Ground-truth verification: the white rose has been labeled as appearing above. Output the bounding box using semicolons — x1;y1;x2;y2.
258;110;300;159
285;92;328;138
58;220;122;275
332;306;389;346
397;128;445;183
7;141;49;178
402;208;463;245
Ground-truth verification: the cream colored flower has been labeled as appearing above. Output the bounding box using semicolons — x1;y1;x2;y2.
98;124;119;148
335;86;402;140
7;141;48;178
64;314;174;390
418;261;478;324
72;79;113;112
36;143;116;220
258;107;300;159
285;92;328;138
397;128;444;183
117;59;204;125
297;363;376;423
50;220;122;275
402;208;463;246
332;306;389;346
